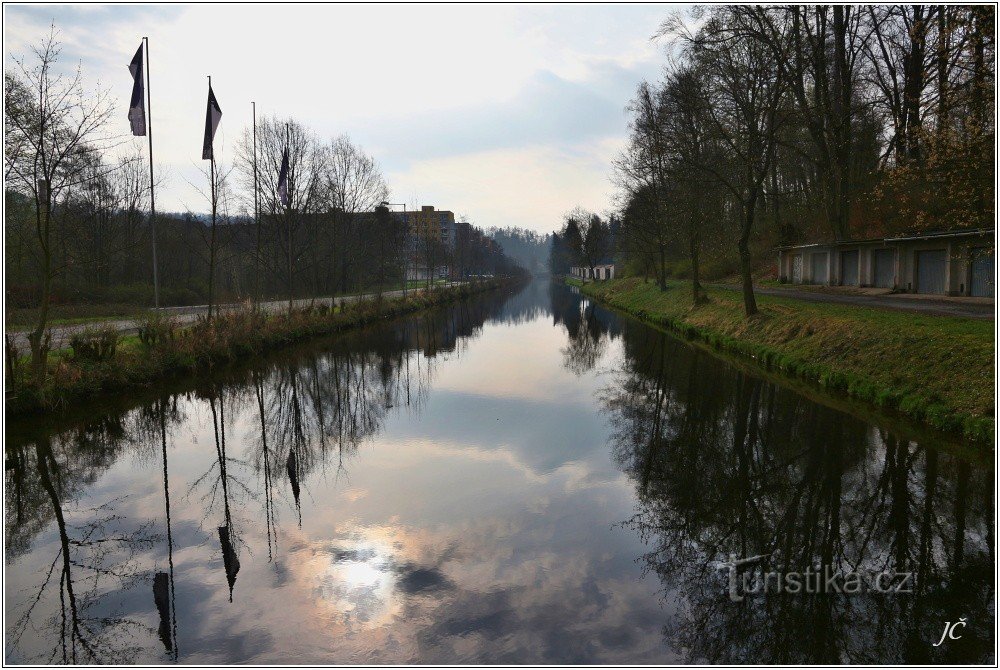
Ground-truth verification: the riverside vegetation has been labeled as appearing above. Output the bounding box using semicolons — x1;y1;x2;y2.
6;281;510;417
569;277;993;443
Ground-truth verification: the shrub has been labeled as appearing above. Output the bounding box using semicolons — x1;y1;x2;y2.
138;311;177;348
70;326;119;363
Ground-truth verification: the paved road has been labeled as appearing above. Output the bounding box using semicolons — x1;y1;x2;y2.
6;283;463;353
744;285;995;320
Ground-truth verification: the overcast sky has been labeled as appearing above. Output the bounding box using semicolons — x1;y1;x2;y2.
4;4;682;233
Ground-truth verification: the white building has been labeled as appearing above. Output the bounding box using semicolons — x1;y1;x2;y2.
570;263;617;281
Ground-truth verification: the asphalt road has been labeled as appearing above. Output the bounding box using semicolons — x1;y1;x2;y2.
748;285;995;320
6;283;462;353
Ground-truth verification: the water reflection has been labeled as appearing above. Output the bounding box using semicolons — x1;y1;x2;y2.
599;308;995;664
3;281;993;664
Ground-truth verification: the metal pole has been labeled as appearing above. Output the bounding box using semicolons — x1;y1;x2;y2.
208;76;217;320
144;36;160;308
403;204;408;298
285;123;293;314
252;101;260;303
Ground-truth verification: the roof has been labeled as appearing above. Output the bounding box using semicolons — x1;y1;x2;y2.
777;228;994;251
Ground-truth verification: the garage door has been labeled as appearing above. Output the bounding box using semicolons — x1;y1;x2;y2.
811;253;828;285
916;249;946;294
791;254;803;283
873;249;894;288
840;250;859;286
971;247;994;297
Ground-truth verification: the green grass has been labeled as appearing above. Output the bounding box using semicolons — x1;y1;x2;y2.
7;280;511;417
575;277;994;443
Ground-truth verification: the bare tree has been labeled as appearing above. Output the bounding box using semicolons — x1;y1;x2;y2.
4;26;119;378
665;7;790;316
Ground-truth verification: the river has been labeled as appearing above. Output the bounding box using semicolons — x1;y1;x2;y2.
4;280;994;664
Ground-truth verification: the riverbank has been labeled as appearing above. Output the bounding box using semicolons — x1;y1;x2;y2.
569;277;994;443
6;281;511;418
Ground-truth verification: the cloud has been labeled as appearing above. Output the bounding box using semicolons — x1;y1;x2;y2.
388;140;623;232
4;4;674;231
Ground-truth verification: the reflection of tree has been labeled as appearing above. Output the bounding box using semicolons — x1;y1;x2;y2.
603;320;995;664
6;437;158;664
5;282;530;662
550;281;624;376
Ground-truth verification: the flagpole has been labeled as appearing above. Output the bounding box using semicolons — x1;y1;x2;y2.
144;36;160;308
208;75;218;321
285;123;293;315
252;101;260;303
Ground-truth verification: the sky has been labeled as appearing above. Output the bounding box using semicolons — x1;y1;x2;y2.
4;4;683;234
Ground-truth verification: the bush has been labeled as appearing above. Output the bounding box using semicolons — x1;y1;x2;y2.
138;311;177;348
70;326;119;363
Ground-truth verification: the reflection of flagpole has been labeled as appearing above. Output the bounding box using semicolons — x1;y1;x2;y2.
254;373;278;561
144;37;160;308
158;397;178;659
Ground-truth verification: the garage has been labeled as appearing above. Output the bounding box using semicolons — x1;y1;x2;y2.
840;250;859;286
916;249;946;294
971;247;994;297
873;249;894;288
811;252;828;285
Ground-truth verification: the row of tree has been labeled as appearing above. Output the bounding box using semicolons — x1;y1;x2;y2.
4;27;524;372
548;207;618;277
606;5;994;315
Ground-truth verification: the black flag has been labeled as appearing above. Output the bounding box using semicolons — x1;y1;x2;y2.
128;43;146;136
202;84;222;160
277;147;290;207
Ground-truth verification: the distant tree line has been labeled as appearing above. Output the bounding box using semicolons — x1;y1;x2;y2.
487;227;551;275
548;207;619;278
4;27;524;374
560;6;995;315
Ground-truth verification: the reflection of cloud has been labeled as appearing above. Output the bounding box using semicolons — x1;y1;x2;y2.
393;563;455;595
273;518;672;664
434;318;614;403
341;488;367;502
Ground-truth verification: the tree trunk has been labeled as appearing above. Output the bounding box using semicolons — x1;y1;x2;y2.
657;246;666;290
689;232;703;304
971;6;987;225
832;5;851;240
29;191;52;383
739;202;758;317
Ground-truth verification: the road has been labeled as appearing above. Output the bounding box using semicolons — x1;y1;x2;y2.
6;283;463;353
746;285;995;320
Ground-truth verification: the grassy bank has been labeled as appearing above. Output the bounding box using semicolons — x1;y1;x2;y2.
7;281;509;417
571;277;994;443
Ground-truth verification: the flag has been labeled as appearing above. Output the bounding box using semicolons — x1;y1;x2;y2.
127;43;146;136
277;147;290;207
202;84;222;160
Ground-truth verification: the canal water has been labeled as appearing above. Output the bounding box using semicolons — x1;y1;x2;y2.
4;280;994;664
